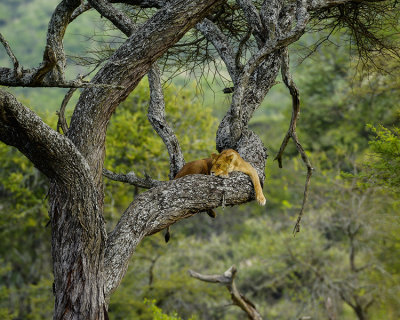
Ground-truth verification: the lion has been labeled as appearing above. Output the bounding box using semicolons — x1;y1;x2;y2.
164;150;266;242
210;149;266;205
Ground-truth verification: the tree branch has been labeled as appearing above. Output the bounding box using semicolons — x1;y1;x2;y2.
189;265;263;320
196;18;238;83
236;0;264;47
0;33;21;78
104;171;260;296
147;64;185;179
103;168;162;188
34;0;81;83
88;0;136;36
229;1;309;145
274;47;313;235
56;88;75;134
0;68;125;88
0;90;89;183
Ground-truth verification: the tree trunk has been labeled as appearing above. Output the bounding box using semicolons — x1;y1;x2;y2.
49;181;107;319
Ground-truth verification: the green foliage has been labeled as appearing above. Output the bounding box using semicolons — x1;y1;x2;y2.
144;299;196;320
364;125;400;192
0;141;53;319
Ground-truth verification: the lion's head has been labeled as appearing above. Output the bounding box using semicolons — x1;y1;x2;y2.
210;149;237;178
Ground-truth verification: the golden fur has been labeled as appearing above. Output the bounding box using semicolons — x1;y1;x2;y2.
174;158;213;178
210;149;266;205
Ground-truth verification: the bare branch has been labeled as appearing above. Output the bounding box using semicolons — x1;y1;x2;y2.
33;0;81;83
274;47;313;235
189;265;263;320
0;68;124;88
235;27;252;71
236;0;264;47
0;33;21;78
196;18;238;82
103;168;162;188
260;0;282;41
57;88;75;134
147;64;185;179
88;0;136;36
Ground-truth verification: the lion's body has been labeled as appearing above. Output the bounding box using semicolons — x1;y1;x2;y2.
211;149;266;205
174;158;213;178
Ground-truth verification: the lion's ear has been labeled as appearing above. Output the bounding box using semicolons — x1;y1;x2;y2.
211;153;218;160
226;154;234;163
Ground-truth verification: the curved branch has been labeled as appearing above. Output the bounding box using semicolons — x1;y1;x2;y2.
57;88;76;134
189;265;263;320
88;0;136;36
0;33;21;78
236;0;264;47
0;90;89;183
33;0;81;83
274;48;313;235
104;172;260;296
103;168;162;188
229;1;309;144
196;18;238;83
148;64;185;179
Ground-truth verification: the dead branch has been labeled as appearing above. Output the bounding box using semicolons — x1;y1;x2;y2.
0;33;21;78
56;88;75;134
102;168;162;189
189;265;263;320
275;47;313;235
147;64;185;179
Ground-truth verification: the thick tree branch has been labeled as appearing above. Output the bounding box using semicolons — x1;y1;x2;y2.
104;172;260;296
274;48;313;235
229;1;309;145
0;68;124;88
260;0;282;41
148;64;185;179
0;90;90;183
34;0;81;83
189;265;262;320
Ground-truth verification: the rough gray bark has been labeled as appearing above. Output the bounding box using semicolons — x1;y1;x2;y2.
148;64;185;179
0;0;390;319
